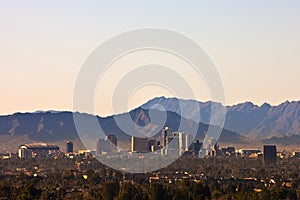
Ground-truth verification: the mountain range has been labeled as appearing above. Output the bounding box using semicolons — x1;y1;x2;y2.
0;97;300;152
142;97;300;140
0;108;249;152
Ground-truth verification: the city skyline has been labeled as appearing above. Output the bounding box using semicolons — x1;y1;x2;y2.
1;1;300;198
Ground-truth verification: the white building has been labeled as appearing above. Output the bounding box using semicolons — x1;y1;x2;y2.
18;143;60;158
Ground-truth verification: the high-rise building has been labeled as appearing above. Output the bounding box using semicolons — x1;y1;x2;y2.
96;138;101;155
167;132;180;156
179;132;185;155
161;127;170;155
131;136;148;153
185;133;192;151
263;145;277;164
162;127;170;148
179;132;191;155
96;135;118;155
160;130;191;156
203;137;217;156
96;138;109;155
66;141;73;153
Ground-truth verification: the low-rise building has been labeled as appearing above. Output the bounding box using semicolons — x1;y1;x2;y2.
18;143;60;158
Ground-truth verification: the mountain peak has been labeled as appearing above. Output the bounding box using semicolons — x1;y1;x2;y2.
260;103;271;112
141;97;300;140
230;101;257;112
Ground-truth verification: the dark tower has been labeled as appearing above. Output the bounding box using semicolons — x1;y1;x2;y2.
263;145;277;165
66;141;73;153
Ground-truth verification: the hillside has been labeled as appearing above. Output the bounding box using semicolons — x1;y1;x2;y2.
0;108;249;152
142;97;300;140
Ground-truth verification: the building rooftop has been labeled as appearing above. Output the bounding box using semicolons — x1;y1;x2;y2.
19;143;59;150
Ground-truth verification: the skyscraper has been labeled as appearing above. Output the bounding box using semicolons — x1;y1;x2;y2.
185;133;192;151
66;141;73;153
131;136;148;153
161;127;170;155
96;135;118;155
96;138;109;155
162;127;169;148
263;145;277;164
179;132;185;155
167;132;180;156
178;132;192;155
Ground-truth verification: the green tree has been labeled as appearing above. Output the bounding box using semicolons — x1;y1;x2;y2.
102;181;119;200
118;182;145;200
149;183;168;200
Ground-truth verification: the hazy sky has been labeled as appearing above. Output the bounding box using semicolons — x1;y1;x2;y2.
0;1;300;116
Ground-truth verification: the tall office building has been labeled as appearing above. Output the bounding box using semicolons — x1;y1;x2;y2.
96;138;103;155
161;127;170;155
96;135;118;155
263;145;277;164
131;136;148;153
179;132;191;155
162;127;170;147
96;138;109;155
185;133;192;151
179;132;185;155
203;137;217;156
167;132;179;156
66;141;73;153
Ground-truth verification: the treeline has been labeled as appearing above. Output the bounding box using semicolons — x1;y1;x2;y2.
0;155;300;199
0;175;298;200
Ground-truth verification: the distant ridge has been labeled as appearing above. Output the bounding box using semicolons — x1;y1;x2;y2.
0;97;300;152
0;106;249;152
33;110;64;114
141;97;300;140
263;135;300;145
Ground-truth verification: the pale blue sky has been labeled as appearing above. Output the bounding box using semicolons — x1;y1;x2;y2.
0;1;299;115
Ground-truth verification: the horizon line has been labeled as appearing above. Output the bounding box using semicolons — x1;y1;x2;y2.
1;96;299;117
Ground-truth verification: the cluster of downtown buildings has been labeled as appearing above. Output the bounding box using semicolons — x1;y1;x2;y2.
16;126;287;165
96;127;204;157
